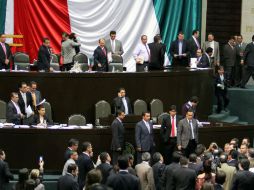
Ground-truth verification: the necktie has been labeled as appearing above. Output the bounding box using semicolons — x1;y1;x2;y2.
189;120;195;139
1;43;7;58
146;122;150;133
102;48;106;56
111;41;115;53
171;116;175;137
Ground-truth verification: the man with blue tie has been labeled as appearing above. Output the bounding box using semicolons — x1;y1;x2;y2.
170;31;189;67
135;112;155;164
177;109;198;158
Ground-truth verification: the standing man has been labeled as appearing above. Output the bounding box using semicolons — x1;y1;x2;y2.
105;31;124;62
77;142;94;190
0;149;14;190
148;34;166;70
30;81;42;108
223;36;237;86
170;31;189;67
133;35;150;72
6;92;24;125
188;30;201;58
241;35;254;88
37;37;51;72
112;87;132;115
93;38;108;72
197;47;213;68
135;112;155;164
235;35;247;86
177;109;199;157
64;139;79;162
182;96;199;119
160;105;181;164
0;34;12;70
111;110;125;165
203;33;220;68
58;164;79;190
61;33;81;71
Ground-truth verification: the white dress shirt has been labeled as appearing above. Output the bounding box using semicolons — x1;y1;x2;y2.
122;97;129;115
208;41;215;57
110;39;115;53
11;100;21;114
133;43;150;62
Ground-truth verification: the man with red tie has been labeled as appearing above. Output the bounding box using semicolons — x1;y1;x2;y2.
0;34;12;70
160;105;181;164
93;38;108;72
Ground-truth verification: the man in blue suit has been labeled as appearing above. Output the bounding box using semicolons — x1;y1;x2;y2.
135;112;155;164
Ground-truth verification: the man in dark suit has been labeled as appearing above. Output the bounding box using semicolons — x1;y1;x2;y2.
214;66;230;113
241;35;254;88
32;105;53;126
58;163;79;190
0;34;12;70
77;142;94;190
93;38;108;72
188;30;200;58
148;34;166;70
112;87;132;115
106;155;139;190
223;36;237;86
168;157;196;190
197;47;213;68
37;37;51;72
188;153;203;175
170;31;189;67
214;170;226;190
231;159;254;190
177;109;199;158
0;149;14;190
18;82;34;123
152;152;165;190
96;152;112;184
64;139;79;162
6;92;24;125
111;110;125;165
135;112;155;164
160;105;181;164
182;96;199;118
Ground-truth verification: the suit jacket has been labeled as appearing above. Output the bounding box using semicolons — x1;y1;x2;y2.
135;120;154;151
106;171;139;190
112;96;132;115
169;40;189;57
227;159;237;168
161;162;180;189
197;53;210;68
93;46;108;72
135;162;155;190
160;114;180;144
188;36;200;58
57;173;79;190
152;162;165;190
243;42;254;67
77;153;94;190
6;101;22;125
202;41;220;64
214;73;229;96
61;39;80;64
32;90;42;105
111;118;125;151
0;42;12;70
177;118;199;149
18;92;34;115
148;42;166;70
214;184;224;190
105;39;124;55
0;160;14;190
217;163;236;190
223;44;236;67
231;170;254;190
32;114;52;125
235;42;247;63
188;162;203;175
169;166;196;190
37;45;51;71
96;163;112;184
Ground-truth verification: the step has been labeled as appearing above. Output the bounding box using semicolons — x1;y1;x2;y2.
236;121;249;125
208;111;230;121
221;116;239;123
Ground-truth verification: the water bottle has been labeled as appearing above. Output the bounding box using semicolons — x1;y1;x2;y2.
144;66;148;72
112;66;115;73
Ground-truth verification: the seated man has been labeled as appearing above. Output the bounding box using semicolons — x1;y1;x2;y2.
6;92;24;124
112;87;132;115
197;47;213;68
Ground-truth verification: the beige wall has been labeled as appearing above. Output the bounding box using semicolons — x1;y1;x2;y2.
241;0;254;42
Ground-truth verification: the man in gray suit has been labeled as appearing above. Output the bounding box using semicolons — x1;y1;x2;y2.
105;31;124;63
30;81;42;107
223;36;237;86
177;109;198;158
203;33;220;71
235;35;247;86
135;112;155;164
61;33;81;71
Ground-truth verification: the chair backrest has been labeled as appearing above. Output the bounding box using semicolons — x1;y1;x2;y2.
133;99;147;115
51;54;59;63
50;63;60;71
43;102;52;121
157;112;170;124
73;53;88;63
80;63;89;72
112;55;123;63
0;100;6;120
68;114;86;126
150;99;164;117
95;100;111;120
108;63;123;72
14;52;30;63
